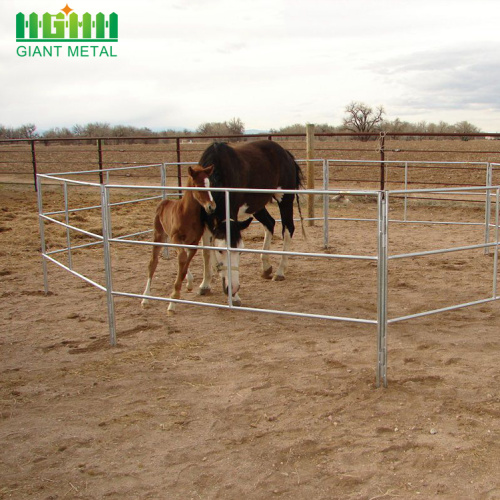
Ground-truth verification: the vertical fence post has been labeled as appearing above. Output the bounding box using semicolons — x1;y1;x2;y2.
377;191;389;388
31;140;38;191
161;163;170;258
161;162;167;200
97;138;104;184
176;137;182;187
379;132;386;191
306;124;315;226
403;161;409;222
322;159;329;248
36;175;49;294
63;182;73;269
224;189;233;307
493;188;499;299
100;184;117;346
485;162;492;255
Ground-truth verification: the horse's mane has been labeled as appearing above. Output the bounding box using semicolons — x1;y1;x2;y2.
199;142;242;235
199;142;241;187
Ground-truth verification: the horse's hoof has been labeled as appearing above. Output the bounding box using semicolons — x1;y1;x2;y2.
167;309;175;316
141;300;149;309
186;287;193;293
198;287;211;296
261;267;273;279
232;298;242;307
273;274;285;282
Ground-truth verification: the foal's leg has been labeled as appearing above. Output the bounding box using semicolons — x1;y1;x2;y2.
141;222;166;308
186;269;194;292
274;194;295;281
167;247;197;315
253;208;275;279
199;229;214;295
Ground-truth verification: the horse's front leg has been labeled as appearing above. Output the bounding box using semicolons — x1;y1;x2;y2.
168;248;197;315
199;229;214;295
253;208;275;280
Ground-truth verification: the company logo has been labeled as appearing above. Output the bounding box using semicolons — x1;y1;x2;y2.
16;4;118;42
16;4;118;57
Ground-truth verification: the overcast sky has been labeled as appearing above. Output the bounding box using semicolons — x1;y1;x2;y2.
2;0;500;132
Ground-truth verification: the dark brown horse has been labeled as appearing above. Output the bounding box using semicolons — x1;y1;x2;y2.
198;140;304;306
141;165;216;315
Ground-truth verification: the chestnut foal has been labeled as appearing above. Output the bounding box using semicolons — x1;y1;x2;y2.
141;165;215;315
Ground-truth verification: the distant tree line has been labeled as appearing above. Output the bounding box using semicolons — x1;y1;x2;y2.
0;122;192;141
271;102;483;140
0;119;245;141
0;103;485;141
270;120;482;140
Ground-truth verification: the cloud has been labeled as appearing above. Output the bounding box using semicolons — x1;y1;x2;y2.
367;44;500;116
216;42;246;55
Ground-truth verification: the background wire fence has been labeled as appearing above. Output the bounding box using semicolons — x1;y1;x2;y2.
3;132;500;190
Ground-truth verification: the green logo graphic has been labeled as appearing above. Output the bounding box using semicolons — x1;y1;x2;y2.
16;4;118;42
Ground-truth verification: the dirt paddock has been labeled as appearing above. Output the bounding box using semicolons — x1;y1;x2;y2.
1;180;500;500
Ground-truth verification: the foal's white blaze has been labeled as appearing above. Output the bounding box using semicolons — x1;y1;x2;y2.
199;177;216;214
204;178;214;203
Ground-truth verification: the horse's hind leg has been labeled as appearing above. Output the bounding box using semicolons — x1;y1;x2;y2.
141;223;167;307
253;208;275;279
168;247;197;315
274;229;291;281
274;195;295;281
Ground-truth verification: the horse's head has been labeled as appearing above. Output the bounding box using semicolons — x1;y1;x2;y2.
212;217;253;303
187;165;216;214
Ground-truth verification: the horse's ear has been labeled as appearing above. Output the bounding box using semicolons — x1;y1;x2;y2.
238;217;253;230
188;166;195;178
204;165;214;176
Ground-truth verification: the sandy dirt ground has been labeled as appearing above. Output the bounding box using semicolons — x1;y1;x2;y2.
1;179;500;500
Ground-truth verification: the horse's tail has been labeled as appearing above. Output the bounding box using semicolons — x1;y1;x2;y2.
288;151;307;241
296;190;307;240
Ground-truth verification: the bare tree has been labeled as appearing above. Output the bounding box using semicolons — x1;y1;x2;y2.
20;123;37;138
196;118;245;137
226;117;245;135
0;124;37;139
43;127;73;139
454;120;481;141
342;102;385;140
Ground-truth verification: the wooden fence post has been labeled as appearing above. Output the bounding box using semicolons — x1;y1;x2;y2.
306;124;315;226
176;137;182;187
